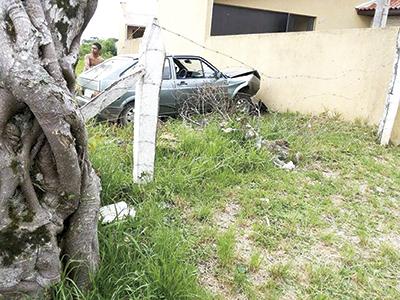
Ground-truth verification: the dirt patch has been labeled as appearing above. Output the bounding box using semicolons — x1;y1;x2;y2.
281;288;297;300
236;222;271;287
330;194;344;207
322;170;340;179
307;241;342;265
198;202;244;299
198;255;248;300
214;202;241;230
235;222;254;262
198;258;232;299
373;233;400;251
334;228;361;245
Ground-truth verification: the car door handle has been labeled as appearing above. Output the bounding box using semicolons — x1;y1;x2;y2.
178;81;188;86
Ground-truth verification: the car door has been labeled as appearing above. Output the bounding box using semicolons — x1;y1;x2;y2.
118;58;176;116
171;56;227;111
159;58;176;115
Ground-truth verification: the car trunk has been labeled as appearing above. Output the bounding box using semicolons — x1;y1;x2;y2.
77;56;138;98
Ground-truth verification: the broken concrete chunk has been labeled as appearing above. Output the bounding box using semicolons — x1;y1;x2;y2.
222;127;236;133
274;159;296;171
99;201;136;224
262;139;290;160
359;184;368;194
282;161;296;171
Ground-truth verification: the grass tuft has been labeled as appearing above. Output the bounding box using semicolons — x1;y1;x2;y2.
216;228;236;267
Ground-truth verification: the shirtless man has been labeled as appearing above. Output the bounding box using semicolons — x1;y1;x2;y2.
84;42;104;71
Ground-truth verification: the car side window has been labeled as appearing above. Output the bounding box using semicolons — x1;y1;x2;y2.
162;59;172;80
202;62;216;78
176;58;204;79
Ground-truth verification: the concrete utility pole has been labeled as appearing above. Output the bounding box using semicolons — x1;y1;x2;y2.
80;18;165;183
372;0;390;28
378;31;400;145
133;18;165;183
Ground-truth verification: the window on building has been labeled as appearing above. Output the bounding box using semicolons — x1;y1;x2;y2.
287;14;315;32
211;4;315;36
127;25;145;39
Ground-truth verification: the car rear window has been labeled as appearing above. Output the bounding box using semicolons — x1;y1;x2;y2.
82;57;137;81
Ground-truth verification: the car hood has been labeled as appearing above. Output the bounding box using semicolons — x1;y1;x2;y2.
222;67;260;79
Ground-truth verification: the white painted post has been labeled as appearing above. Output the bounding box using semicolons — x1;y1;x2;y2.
372;0;390;28
378;31;400;145
133;18;165;183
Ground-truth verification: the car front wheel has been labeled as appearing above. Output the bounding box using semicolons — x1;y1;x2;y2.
119;102;135;125
234;92;255;114
234;93;267;115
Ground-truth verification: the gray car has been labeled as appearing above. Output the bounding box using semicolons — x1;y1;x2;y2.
76;55;261;124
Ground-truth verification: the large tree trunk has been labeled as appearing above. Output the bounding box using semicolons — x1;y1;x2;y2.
0;0;101;298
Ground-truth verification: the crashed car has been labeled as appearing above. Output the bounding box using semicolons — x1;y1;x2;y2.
76;55;261;124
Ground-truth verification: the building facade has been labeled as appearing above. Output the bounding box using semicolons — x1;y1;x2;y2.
117;0;400;145
118;0;380;55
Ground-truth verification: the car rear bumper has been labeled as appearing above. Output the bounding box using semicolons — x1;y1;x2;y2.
75;95;123;122
98;106;123;122
75;95;90;107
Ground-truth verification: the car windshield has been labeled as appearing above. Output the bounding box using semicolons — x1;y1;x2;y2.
81;57;137;81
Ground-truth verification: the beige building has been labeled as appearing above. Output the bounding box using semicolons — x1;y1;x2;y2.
118;0;377;54
118;0;400;145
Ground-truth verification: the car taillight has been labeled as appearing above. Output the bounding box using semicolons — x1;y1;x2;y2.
92;91;100;98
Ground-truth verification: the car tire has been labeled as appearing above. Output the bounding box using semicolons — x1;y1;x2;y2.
119;102;135;125
234;92;256;114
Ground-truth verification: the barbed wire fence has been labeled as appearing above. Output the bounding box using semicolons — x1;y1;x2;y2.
78;20;314;171
78;19;371;123
156;24;369;82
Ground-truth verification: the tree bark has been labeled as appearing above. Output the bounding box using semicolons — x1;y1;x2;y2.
0;0;101;298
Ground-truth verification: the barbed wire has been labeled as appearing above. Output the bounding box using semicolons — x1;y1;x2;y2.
78;21;371;88
77;19;374;122
154;24;259;73
109;13;375;81
153;24;373;81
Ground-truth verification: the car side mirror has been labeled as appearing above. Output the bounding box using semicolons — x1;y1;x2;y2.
215;71;223;79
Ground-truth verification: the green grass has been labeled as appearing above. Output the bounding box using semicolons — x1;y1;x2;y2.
248;250;262;272
216;228;236;267
53;113;400;299
75;58;85;76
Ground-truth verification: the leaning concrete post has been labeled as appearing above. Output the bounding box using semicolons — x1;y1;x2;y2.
80;67;144;121
133;18;165;183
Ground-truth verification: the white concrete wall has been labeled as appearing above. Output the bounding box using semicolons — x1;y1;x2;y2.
204;27;400;144
116;1;400;145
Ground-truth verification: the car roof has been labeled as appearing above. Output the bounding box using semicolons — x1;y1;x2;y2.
106;54;218;71
167;55;203;59
116;54;139;59
116;54;205;60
